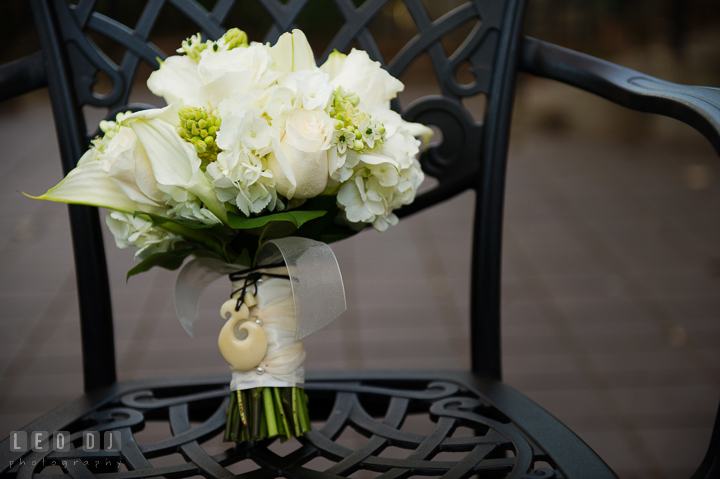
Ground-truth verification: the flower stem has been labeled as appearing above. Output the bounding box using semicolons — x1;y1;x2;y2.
237;390;247;427
298;388;311;433
263;387;278;437
252;388;263;440
291;387;301;435
252;223;272;267
159;221;229;260
224;391;236;441
273;387;292;440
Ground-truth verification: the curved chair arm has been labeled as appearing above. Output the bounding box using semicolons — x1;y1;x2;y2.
521;36;720;479
519;36;720;156
0;51;47;103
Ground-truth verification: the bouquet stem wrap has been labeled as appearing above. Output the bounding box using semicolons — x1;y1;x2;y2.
228;267;306;389
174;237;346;442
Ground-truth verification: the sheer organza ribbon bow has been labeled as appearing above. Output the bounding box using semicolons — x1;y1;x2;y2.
173;237;346;341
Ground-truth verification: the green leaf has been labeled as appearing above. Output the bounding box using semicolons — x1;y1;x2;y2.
227;210;326;230
134;211;216;229
126;249;197;281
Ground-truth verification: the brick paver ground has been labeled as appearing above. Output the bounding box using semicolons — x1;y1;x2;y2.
0;82;719;478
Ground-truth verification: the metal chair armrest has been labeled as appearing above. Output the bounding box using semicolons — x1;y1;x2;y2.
519;36;720;156
0;51;47;102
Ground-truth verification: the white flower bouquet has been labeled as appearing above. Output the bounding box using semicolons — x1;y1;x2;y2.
27;28;432;443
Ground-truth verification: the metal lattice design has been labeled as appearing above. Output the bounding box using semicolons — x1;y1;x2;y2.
6;379;561;478
50;0;513;186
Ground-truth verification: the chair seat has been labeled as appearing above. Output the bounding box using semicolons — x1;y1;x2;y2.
0;371;616;479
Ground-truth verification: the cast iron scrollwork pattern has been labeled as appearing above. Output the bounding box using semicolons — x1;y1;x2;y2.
51;0;509;201
6;379;561;478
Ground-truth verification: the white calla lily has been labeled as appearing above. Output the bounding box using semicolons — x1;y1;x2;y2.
24;155;167;215
319;50;346;80
269;30;316;72
127;116;230;224
101;126;166;206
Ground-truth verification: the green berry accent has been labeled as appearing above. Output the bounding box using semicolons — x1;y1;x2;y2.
177;106;222;164
221;28;249;50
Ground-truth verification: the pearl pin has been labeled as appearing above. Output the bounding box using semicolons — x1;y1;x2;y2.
255;319;262;325
256;366;264;375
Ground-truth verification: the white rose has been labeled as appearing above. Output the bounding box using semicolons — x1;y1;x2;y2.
147;55;202;107
217;88;272;119
267;109;333;199
331;49;404;108
285;108;333;152
197;45;281;108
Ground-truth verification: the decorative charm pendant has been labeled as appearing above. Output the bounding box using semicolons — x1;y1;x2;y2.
220;265;311;443
218;291;268;371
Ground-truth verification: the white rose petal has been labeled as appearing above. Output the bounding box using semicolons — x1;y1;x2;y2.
331;49;404;108
197;45;281;108
284;109;333;153
147;55;202;107
267;139;328;200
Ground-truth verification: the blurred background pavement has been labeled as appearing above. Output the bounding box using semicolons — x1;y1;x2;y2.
1;1;720;478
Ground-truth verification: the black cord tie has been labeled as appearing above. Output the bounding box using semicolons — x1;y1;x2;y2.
228;262;289;312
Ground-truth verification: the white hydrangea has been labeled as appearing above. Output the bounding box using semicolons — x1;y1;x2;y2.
207;148;279;216
336;161;423;232
335;118;426;231
105;212;183;259
280;70;334;111
207;104;283;216
161;187;221;225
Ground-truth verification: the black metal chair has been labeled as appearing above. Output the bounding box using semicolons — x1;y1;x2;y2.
1;0;719;477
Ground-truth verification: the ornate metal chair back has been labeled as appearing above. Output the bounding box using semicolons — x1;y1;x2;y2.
30;0;528;391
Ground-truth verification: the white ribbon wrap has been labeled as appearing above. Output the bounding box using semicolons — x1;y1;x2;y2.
174;237;346;390
230;271;306;389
